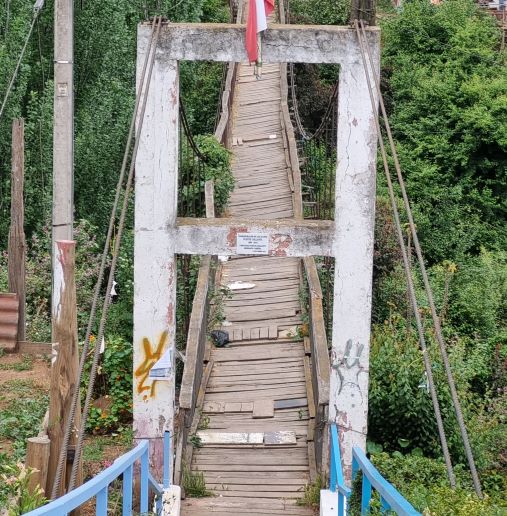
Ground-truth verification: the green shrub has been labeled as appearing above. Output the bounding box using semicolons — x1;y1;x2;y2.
198;135;234;214
84;335;133;434
368;318;443;456
347;452;507;515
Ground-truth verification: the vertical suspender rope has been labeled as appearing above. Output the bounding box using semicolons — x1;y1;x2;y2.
358;20;482;497
49;17;161;500
67;15;163;492
353;20;457;488
0;0;44;121
52;16;163;496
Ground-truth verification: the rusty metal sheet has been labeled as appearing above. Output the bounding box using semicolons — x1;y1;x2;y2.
0;293;19;350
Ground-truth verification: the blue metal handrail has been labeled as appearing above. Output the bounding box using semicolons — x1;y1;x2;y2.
352;446;420;515
329;424;351;516
25;432;171;515
329;424;420;515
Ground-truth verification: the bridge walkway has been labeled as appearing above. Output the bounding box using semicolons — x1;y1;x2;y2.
180;50;316;516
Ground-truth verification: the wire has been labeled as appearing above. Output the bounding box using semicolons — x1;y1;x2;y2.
67;15;163;492
50;16;162;499
353;19;457;488
358;18;483;498
0;1;43;122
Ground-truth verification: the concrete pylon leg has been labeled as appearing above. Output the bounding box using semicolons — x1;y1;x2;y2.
134;31;179;480
330;41;380;481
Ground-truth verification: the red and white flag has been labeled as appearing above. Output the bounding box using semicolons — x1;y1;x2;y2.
246;0;275;63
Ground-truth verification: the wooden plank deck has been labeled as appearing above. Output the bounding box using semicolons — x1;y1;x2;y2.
181;12;316;515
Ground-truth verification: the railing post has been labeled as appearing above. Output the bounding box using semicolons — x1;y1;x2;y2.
380;495;390;513
352;453;359;480
96;486;108;515
361;476;372;515
163;431;171;489
338;492;345;516
122;465;133;516
140;448;149;513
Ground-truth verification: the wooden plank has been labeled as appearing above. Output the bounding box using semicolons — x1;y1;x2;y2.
264;431;297;445
193;464;308;472
193;455;307;466
197;432;264;445
274;398;308;410
307;441;317;483
202;401;225;413
17;341;53;355
304;337;311;355
253;400;275;419
303;357;316;419
183;359;215;472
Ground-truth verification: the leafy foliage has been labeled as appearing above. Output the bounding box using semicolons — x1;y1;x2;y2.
367;452;507;515
85;336;133;434
380;0;507;262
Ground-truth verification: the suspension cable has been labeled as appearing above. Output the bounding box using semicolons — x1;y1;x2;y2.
288;62;338;141
357;19;483;497
0;0;44;122
49;17;161;500
180;100;207;161
67;15;164;492
353;20;457;488
56;17;162;491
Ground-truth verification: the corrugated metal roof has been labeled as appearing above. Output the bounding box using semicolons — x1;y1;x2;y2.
0;293;19;350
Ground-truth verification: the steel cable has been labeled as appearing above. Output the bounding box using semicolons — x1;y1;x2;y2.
49;17;161;500
0;0;44;121
354;19;457;488
358;19;483;497
68;15;164;492
288;62;338;142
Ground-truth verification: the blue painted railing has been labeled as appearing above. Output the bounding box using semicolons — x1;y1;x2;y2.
330;424;421;515
329;424;351;516
352;446;420;515
25;432;171;515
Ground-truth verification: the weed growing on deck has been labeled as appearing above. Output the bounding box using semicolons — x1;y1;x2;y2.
182;467;213;498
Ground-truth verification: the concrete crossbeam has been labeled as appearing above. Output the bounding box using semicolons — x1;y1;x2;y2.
174;217;334;257
138;23;380;64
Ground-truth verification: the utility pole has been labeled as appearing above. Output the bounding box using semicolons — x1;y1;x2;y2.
50;0;77;498
52;0;74;314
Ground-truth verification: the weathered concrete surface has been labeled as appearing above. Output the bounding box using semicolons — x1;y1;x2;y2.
135;17;381;488
174;217;334;257
138;22;380;64
133;38;179;480
162;485;181;515
330;35;380;480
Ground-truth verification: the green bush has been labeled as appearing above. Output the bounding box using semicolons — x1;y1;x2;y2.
380;0;507;263
367;452;507;515
368;318;443;456
200;135;234;213
85;335;133;434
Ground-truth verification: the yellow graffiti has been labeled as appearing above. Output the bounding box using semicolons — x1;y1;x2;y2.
134;331;168;399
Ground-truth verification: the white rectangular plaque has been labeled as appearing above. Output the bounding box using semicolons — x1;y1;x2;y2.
236;233;269;255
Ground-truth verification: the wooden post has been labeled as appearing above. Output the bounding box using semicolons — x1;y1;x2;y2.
47;241;82;496
8;118;26;344
25;436;50;497
205;180;215;218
